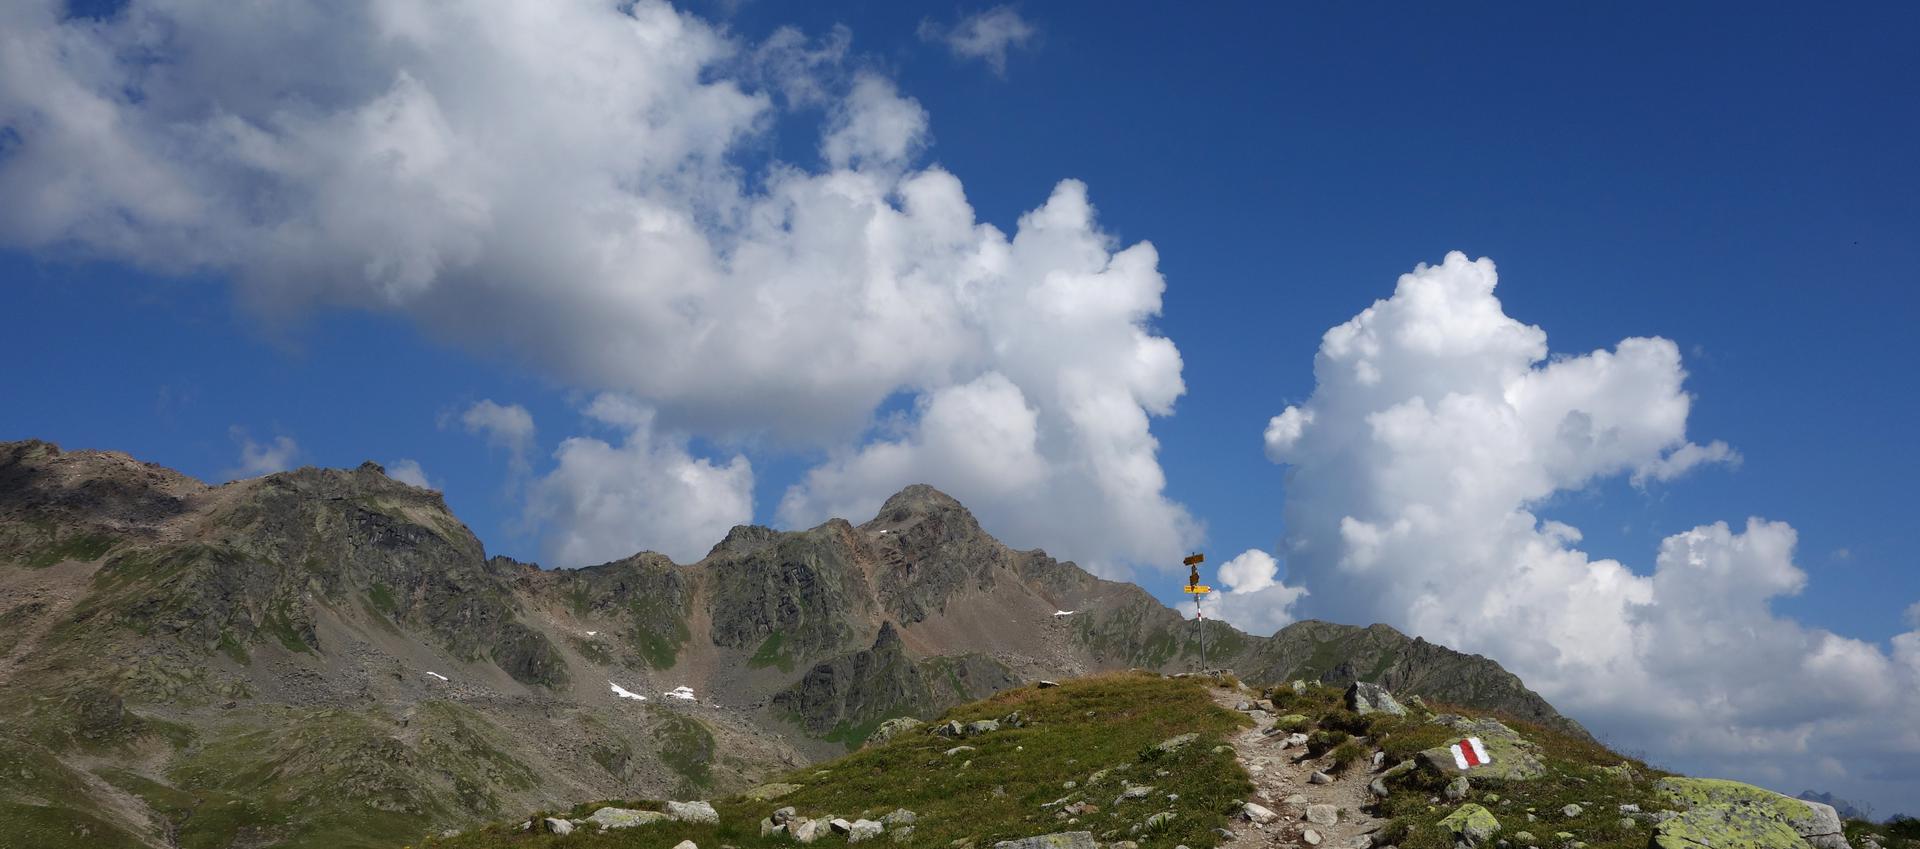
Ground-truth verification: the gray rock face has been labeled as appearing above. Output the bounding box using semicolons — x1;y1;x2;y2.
1345;682;1408;717
587;807;669;829
668;800;720;825
993;832;1099;849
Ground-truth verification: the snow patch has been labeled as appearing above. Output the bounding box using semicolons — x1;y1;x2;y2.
610;681;647;701
584;630;598;637
665;685;696;701
425;671;449;681
1053;610;1075;616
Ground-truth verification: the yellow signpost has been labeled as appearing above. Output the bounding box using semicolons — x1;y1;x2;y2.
1183;585;1212;594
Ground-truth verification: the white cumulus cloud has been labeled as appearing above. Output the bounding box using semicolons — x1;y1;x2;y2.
0;0;1193;574
459;400;538;478
1254;251;1920;812
527;394;753;567
227;428;299;478
386;458;434;490
918;6;1038;77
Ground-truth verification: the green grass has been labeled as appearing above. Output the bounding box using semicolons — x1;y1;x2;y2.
424;672;1253;849
23;532;116;568
1849;817;1920;849
369;582;399;615
651;711;717;795
747;631;795;672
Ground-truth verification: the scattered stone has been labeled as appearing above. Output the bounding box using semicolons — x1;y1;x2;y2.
992;832;1098;849
1155;733;1199;752
1372;751;1388;771
1214;828;1238;840
1618;804;1640;814
1369;779;1391;799
1038;680;1060;688
673;841;698;849
1561;805;1582;818
775;808;799;825
831;819;854;835
1242;803;1278;824
1618;818;1636;830
1305;804;1339;826
966;720;1002;735
866;718;926;747
992;785;1008;798
1447;776;1472;801
1512;832;1536;845
1285;733;1310;748
1291;680;1309;694
1348;836;1374;849
1114;785;1155;805
1309;771;1334;785
664;801;719;825
1303;828;1323;846
792;819;828;843
883;809;917;827
849;819;885;842
586;807;669;829
761;819;787;838
1345;681;1409;716
544;817;575;836
946;746;978;757
1086;767;1115;785
937;720;967;738
1439;804;1503;847
1064;781;1079;789
891;827;916;843
1553;832;1573;840
1283;794;1309;809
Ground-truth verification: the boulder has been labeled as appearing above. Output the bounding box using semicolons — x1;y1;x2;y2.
1155;733;1199;752
1306;804;1339;826
1345;682;1408;717
1243;803;1277;824
1652;778;1851;849
866;717;926;748
851;820;885;842
746;783;806;801
884;809;919;826
792;818;829;843
992;832;1099;849
966;719;1002;735
1309;771;1333;785
775;807;799;825
667;800;720;825
832;819;854;834
544;817;575;836
1415;717;1547;781
586;807;669;829
1438;804;1502;847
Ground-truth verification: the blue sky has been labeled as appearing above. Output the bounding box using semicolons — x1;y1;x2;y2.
4;0;1917;812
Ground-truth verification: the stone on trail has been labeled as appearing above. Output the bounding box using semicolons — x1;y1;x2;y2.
850;819;885;842
1305;804;1339;825
1345;682;1408;717
1303;828;1323;845
1309;770;1334;785
667;800;719;825
1439;803;1502;847
1242;802;1278;824
1348;836;1374;849
544;817;575;835
992;831;1099;849
1285;733;1310;748
1283;794;1309;809
585;807;669;829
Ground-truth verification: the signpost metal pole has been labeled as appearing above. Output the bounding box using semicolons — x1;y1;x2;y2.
1183;553;1208;673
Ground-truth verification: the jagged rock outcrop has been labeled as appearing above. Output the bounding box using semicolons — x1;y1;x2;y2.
772;622;1016;737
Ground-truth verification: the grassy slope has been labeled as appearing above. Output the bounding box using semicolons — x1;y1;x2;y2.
425;673;1253;849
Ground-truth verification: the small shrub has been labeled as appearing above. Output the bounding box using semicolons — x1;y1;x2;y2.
1329;740;1367;773
1307;729;1350;757
1274;715;1311;734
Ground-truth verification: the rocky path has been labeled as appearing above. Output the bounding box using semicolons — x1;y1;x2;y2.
1210;686;1389;849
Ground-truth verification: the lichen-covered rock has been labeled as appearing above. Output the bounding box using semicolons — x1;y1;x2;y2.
850;820;885;842
1438;804;1502;847
884;809;919;826
1415;717;1546;781
992;832;1099;849
1155;733;1198;752
1653;778;1851;849
1345;682;1408;716
586;807;669;829
667;800;720;825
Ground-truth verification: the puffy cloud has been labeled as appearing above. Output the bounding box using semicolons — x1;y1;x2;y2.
1257;251;1920;812
227;428;298;478
527;394;753;567
386;458;434;490
0;0;1192;573
918;6;1038;77
459;400;537;477
1190;549;1307;636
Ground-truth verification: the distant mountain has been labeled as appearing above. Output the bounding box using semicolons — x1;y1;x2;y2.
1799;790;1869;821
0;439;1587;848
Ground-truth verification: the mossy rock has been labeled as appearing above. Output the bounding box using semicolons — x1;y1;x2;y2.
1654;778;1847;849
1439;803;1502;845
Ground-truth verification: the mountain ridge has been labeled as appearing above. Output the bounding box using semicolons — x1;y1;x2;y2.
0;438;1587;848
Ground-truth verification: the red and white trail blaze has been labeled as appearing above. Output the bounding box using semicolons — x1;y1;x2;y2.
1450;737;1491;770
